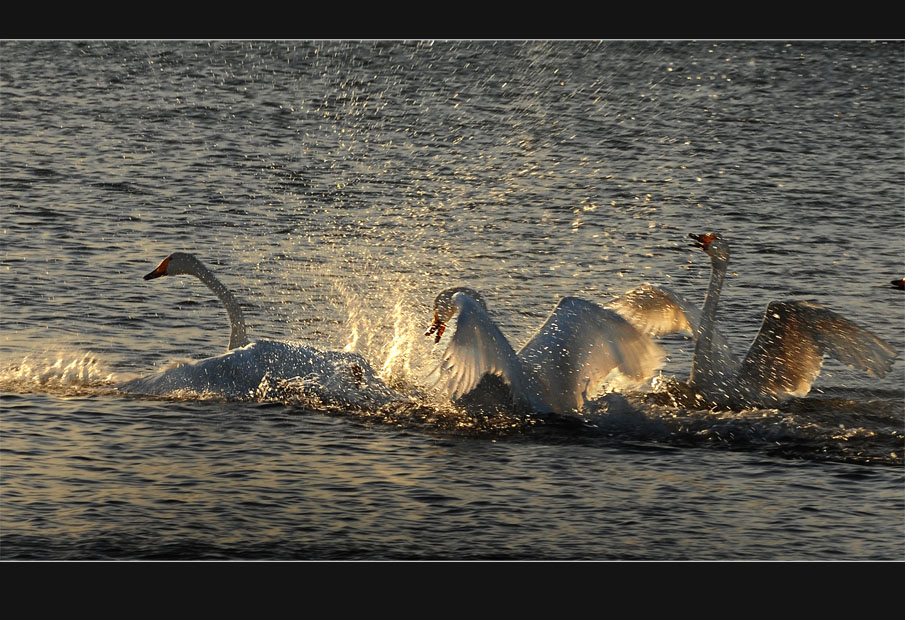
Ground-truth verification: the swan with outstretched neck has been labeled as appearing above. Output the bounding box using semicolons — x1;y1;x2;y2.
120;252;393;404
609;233;897;407
425;287;665;414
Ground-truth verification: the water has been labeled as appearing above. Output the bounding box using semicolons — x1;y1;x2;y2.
1;40;903;561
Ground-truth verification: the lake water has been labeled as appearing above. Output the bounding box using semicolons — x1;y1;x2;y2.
1;40;903;561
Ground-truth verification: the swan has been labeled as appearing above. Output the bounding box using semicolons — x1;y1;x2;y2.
425;287;665;414
120;252;393;404
609;233;897;407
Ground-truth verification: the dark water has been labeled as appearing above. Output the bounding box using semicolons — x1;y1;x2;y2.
1;40;903;561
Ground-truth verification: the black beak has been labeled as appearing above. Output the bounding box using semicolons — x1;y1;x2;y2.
689;233;706;249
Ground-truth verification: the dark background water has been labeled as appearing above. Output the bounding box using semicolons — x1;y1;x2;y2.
1;40;903;560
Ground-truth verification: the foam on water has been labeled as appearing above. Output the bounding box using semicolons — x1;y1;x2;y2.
0;351;118;395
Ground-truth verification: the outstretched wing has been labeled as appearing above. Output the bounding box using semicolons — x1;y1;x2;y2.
736;301;898;399
608;283;739;372
518;297;665;412
607;283;700;337
430;293;530;405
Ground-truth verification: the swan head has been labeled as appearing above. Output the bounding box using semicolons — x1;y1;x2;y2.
690;233;729;263
144;252;201;280
425;287;487;343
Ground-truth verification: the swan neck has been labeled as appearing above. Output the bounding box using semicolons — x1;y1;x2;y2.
690;254;728;386
193;261;249;350
701;255;727;334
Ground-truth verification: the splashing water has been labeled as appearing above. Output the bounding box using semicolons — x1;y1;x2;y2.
0;352;118;394
378;298;418;387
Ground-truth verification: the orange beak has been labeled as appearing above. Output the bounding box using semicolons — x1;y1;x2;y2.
144;256;170;280
689;233;716;250
425;311;446;343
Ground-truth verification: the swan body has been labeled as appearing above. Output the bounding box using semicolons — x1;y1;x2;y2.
611;234;897;407
122;252;392;404
426;287;664;414
119;339;392;403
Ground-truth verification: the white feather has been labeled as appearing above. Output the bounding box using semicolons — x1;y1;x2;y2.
429;290;665;414
431;292;539;409
519;297;665;413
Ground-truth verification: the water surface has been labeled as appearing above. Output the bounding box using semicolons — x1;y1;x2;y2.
2;40;903;560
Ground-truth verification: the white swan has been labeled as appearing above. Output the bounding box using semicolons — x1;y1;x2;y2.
425;287;665;414
610;233;898;407
121;252;393;404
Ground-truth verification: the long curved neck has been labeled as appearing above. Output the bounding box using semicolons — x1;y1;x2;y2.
689;253;728;388
191;261;249;350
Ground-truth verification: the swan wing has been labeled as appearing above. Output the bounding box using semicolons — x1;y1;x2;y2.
736;301;898;399
519;297;665;412
608;283;739;371
431;293;529;404
607;283;700;337
120;343;268;398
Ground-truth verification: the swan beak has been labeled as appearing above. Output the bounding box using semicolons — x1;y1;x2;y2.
689;233;715;250
144;257;170;280
425;312;446;343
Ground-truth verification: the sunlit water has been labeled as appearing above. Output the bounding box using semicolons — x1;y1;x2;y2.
2;40;903;561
